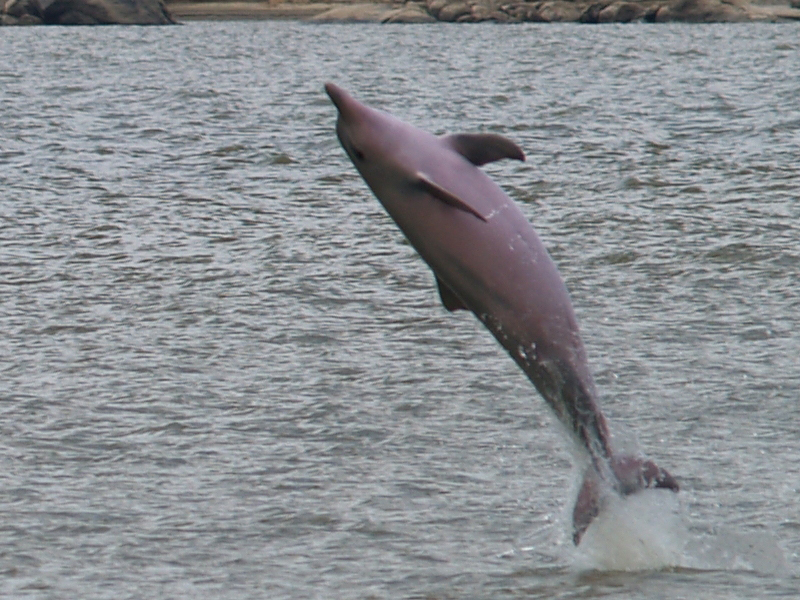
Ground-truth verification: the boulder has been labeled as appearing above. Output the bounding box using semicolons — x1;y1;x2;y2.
597;0;647;20
2;0;174;23
580;1;647;21
2;0;42;21
436;0;471;19
502;1;548;20
417;0;800;22
536;0;584;20
468;2;493;18
4;0;35;16
468;2;511;19
382;1;436;21
651;0;750;21
744;2;800;19
425;0;449;16
579;1;604;20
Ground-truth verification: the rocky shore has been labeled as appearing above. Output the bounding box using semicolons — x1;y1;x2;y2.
2;0;799;25
167;0;800;23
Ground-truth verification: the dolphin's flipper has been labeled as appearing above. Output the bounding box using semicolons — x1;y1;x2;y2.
416;172;487;222
441;133;526;166
436;276;469;312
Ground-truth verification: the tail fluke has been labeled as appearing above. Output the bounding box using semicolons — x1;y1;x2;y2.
572;455;679;545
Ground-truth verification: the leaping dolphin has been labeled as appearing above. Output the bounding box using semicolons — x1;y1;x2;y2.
325;82;678;545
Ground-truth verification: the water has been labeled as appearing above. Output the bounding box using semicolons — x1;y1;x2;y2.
1;20;799;598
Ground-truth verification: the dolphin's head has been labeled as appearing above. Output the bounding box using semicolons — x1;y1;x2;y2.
325;83;378;165
324;83;411;193
325;83;362;158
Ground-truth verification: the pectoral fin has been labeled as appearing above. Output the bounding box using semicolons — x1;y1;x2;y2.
441;133;525;166
416;172;487;222
436;276;469;312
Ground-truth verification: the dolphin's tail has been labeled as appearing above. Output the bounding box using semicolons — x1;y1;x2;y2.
572;455;679;545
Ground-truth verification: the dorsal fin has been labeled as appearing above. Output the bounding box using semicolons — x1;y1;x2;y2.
416;172;487;222
436;276;469;312
441;133;525;166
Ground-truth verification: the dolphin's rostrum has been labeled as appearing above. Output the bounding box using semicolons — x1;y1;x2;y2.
325;82;678;544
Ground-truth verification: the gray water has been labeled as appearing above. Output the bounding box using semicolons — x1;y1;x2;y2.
1;20;799;598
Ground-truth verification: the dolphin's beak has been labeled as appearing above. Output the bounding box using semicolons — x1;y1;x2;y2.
325;83;369;163
325;82;352;121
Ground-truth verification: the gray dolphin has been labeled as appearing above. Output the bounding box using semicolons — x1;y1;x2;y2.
325;82;678;544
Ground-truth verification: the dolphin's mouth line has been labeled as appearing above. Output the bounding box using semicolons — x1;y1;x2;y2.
334;121;363;165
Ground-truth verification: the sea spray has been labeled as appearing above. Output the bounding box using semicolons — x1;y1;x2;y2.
572;489;686;571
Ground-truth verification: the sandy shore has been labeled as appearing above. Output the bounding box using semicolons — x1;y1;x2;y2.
166;0;396;20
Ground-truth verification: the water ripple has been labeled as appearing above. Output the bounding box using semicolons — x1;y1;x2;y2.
0;20;798;599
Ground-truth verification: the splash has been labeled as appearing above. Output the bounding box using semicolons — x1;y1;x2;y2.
572;489;686;571
569;489;788;575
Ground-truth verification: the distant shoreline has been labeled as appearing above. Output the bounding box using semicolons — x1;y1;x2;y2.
3;0;799;25
165;0;800;23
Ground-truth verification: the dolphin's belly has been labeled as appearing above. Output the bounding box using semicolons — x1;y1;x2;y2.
421;207;599;427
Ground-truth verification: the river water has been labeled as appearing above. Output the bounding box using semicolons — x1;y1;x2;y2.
1;20;799;598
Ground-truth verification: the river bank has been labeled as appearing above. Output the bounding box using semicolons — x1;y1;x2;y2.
2;0;799;24
166;0;800;23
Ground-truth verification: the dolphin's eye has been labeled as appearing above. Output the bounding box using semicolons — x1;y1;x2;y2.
351;145;365;162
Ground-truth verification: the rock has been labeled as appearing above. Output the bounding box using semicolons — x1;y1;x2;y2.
436;0;471;20
1;2;43;22
382;1;436;21
468;3;512;19
4;0;37;17
579;1;604;20
468;2;493;19
536;0;584;20
580;1;647;22
502;1;547;20
8;0;795;25
425;0;449;16
745;2;800;19
597;1;647;21
2;0;175;23
2;0;42;21
487;8;513;19
652;0;750;21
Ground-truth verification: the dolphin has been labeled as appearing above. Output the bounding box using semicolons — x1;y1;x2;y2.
325;82;678;544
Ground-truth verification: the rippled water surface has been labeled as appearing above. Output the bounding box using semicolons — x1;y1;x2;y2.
1;21;799;598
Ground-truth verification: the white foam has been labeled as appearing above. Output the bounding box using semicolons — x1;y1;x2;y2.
572;489;687;571
568;489;789;575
